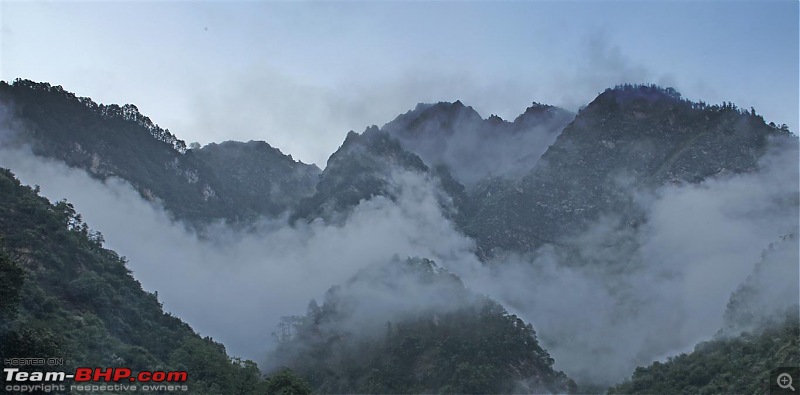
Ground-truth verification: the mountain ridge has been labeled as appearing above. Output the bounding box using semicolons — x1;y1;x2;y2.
0;79;320;229
0;167;272;393
0;79;796;394
464;83;793;257
268;256;578;394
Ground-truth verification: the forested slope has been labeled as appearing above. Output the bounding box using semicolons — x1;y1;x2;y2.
0;167;270;393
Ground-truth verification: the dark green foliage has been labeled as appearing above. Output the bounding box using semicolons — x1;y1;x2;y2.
0;79;319;229
265;368;312;395
0;240;24;330
608;312;800;395
193;140;319;221
270;258;577;394
0;327;64;370
0;167;265;393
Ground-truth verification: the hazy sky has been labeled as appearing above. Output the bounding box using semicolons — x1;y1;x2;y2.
2;1;798;166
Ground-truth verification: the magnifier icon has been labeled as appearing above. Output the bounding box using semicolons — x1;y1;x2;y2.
778;373;796;391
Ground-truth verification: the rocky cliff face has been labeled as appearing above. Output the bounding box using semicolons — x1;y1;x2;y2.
382;100;574;188
463;85;792;256
193;140;319;220
292;126;470;224
301;85;791;260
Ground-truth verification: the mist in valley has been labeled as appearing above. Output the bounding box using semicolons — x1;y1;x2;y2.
0;2;797;393
1;125;796;387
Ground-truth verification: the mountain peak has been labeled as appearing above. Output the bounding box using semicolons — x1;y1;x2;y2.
422;100;481;122
609;83;682;100
592;84;685;109
512;102;571;125
487;114;505;124
199;140;314;166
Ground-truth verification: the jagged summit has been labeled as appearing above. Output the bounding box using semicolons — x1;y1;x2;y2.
515;101;560;117
578;84;692;120
487;114;505;123
380;99;573;187
4;79;792;257
1;78;797;394
586;83;787;130
383;100;573;139
382;100;484;138
511;102;574;131
292;125;461;224
328;125;426;171
199;139;316;166
464;84;794;257
601;83;684;104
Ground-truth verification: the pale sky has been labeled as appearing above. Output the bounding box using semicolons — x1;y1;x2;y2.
1;0;798;167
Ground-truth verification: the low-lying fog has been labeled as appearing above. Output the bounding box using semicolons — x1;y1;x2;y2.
0;136;796;385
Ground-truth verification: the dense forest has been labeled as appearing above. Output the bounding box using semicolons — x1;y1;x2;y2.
0;80;320;229
269;257;577;394
608;312;799;394
0;167;312;393
0;79;797;394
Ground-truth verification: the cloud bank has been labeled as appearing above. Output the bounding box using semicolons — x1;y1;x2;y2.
0;134;796;386
458;137;799;383
0;148;477;361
